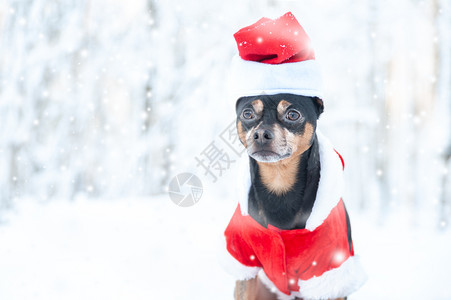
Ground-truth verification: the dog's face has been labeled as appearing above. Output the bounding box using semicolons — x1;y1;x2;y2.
236;93;323;163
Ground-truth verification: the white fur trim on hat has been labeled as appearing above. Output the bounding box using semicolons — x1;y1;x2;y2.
305;130;345;230
236;154;251;216
230;55;323;99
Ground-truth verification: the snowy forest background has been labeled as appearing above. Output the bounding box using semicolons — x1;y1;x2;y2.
1;0;451;299
1;0;450;226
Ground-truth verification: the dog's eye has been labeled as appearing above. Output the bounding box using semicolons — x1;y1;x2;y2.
242;109;255;120
286;110;301;121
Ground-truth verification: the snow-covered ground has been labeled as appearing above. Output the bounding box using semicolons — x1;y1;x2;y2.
0;196;450;300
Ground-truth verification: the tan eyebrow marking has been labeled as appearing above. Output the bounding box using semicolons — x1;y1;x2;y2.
251;99;263;115
277;100;291;116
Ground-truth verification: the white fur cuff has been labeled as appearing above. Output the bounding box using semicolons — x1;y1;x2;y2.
258;256;367;300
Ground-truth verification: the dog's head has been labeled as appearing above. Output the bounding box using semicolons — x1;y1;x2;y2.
236;93;324;163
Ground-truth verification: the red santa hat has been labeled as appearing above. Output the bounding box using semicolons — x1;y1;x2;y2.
231;12;323;99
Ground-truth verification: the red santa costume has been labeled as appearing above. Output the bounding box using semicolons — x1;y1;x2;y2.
220;12;367;300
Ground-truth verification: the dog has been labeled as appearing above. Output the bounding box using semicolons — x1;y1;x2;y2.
226;93;355;300
222;12;366;300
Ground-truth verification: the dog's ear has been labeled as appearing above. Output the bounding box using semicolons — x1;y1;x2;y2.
312;97;324;119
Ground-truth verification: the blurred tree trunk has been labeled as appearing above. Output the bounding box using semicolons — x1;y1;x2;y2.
433;0;451;229
367;0;390;222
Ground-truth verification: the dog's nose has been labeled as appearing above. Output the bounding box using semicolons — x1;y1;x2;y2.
253;128;274;144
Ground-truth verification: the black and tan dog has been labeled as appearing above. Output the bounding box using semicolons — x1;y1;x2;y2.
233;93;351;300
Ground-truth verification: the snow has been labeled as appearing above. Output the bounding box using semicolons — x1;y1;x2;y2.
1;197;450;300
0;197;234;299
352;210;451;300
0;0;450;299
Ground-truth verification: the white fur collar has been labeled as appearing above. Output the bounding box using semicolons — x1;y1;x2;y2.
236;130;344;231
